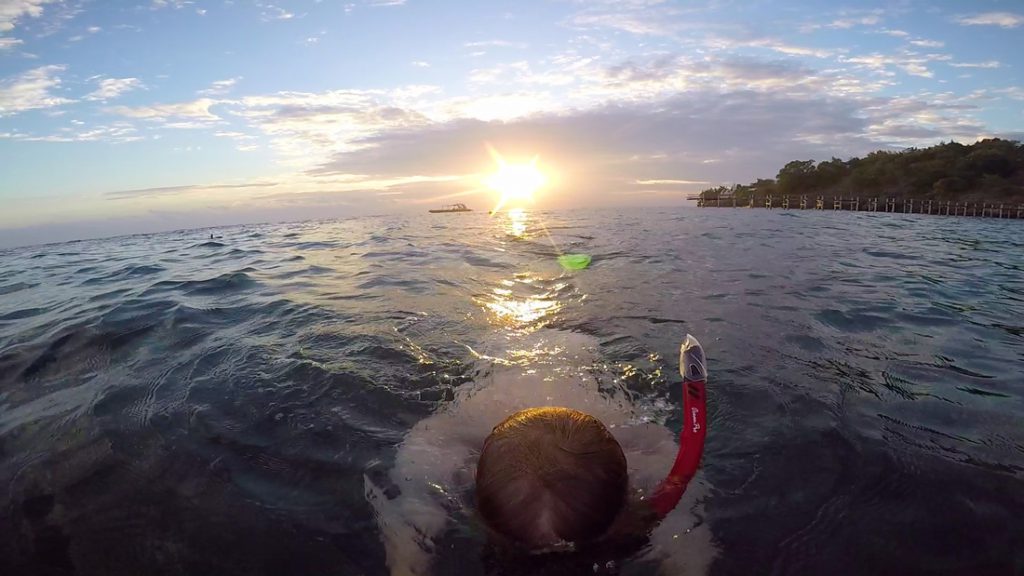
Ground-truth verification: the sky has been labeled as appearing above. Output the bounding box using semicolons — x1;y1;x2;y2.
1;0;1022;248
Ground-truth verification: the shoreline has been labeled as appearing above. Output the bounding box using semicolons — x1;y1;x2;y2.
696;194;1024;219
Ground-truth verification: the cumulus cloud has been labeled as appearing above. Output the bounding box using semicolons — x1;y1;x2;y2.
0;64;72;116
954;12;1024;28
85;77;144;101
0;0;58;32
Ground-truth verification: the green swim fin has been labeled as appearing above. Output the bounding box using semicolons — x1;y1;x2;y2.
558;253;592;270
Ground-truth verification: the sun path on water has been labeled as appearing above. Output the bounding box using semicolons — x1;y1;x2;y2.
483;145;548;214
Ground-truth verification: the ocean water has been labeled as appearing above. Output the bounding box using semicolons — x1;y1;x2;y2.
1;207;1022;575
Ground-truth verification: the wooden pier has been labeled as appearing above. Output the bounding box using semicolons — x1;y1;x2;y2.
695;195;1024;219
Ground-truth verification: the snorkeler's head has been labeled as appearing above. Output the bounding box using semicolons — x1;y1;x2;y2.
475;407;628;551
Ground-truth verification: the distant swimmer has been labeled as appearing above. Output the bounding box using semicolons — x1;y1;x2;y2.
366;333;711;575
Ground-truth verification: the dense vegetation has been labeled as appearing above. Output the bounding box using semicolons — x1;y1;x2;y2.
700;139;1024;204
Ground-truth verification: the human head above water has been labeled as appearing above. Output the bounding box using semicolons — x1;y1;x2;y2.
475;407;628;551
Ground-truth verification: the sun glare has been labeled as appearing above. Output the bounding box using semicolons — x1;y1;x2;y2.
484;146;548;213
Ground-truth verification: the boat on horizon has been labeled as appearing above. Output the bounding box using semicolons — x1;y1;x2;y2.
428;203;473;213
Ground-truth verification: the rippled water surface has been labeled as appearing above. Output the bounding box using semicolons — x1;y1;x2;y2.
1;208;1022;575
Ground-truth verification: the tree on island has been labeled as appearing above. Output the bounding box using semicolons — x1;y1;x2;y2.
700;138;1024;204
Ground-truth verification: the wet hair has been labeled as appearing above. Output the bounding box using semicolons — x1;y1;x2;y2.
475;407;628;551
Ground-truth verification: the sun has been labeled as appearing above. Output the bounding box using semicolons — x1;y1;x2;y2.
484;146;547;213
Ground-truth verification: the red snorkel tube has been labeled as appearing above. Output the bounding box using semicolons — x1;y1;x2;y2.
649;334;708;518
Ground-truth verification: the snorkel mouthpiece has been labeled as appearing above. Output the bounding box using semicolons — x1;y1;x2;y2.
681;334;707;383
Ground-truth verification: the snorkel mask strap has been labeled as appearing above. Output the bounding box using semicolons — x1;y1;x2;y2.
649;334;708;518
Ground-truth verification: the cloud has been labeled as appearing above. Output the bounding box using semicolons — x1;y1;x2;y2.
0;37;22;49
954;12;1024;28
0;0;58;33
995;87;1024;101
841;51;951;78
592;53;888;101
105;181;278;199
368;0;406;6
468;60;576;87
743;38;837;59
1;122;141;143
828;15;880;29
0;64;72;116
198;77;241;96
108;98;220;124
859;94;987;146
70;23;102;39
464;39;528;49
801;9;886;32
570;12;674;36
909;39;943;48
567;0;688;36
225;88;436;166
260;4;295;21
411;60;430;68
85;77;144;101
948;61;1001;69
875;28;909;37
151;0;193;9
213;130;255;140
